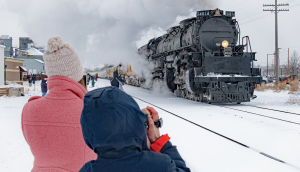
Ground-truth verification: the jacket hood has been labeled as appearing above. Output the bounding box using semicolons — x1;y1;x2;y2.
81;87;148;158
113;71;118;78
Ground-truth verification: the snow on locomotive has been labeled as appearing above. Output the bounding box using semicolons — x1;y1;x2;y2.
137;9;261;104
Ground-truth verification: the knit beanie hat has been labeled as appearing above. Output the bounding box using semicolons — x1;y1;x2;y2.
43;36;84;82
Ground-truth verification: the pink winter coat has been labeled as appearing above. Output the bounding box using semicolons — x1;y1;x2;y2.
22;76;96;172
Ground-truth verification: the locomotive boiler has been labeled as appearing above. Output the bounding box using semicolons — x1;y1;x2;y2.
138;9;261;104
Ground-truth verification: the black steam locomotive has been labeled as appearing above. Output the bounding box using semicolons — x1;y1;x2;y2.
138;9;261;103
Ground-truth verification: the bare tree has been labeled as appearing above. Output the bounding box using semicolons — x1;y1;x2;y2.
290;50;299;75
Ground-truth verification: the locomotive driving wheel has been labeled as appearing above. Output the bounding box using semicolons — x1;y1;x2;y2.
189;93;194;100
185;90;190;99
181;90;185;98
193;94;198;101
199;93;203;102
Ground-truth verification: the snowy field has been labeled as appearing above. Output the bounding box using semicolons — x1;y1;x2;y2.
0;79;300;172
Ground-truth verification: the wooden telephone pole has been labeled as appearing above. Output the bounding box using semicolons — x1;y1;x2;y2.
263;1;289;85
288;48;289;75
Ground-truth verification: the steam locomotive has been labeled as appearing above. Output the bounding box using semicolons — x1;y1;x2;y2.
135;9;262;104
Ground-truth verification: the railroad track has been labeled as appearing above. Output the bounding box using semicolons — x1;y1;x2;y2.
213;104;300;126
125;81;300;125
131;95;300;171
241;105;300;116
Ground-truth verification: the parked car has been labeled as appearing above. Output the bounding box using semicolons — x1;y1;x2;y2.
261;76;273;84
267;77;273;83
279;74;298;82
261;77;267;84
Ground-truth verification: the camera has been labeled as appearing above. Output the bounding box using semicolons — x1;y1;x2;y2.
141;108;163;128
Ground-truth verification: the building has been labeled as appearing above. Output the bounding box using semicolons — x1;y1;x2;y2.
22;59;45;75
15;37;44;61
0;35;13;57
4;58;24;85
0;45;5;85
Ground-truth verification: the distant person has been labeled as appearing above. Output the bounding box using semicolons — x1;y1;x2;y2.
32;74;36;85
29;74;33;87
79;87;190;172
41;78;48;97
21;35;96;172
110;70;124;91
91;75;95;87
95;73;98;81
87;73;90;85
27;75;31;87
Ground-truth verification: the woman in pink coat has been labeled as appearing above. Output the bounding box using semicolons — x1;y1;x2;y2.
22;36;96;172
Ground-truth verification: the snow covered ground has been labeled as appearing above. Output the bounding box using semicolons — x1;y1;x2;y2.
0;79;299;172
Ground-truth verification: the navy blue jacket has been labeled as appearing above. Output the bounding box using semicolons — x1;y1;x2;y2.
80;87;190;172
32;75;36;81
41;79;47;93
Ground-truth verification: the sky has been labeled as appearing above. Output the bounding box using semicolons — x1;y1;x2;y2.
0;0;299;69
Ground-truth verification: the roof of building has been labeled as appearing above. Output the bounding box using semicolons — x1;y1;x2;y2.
20;66;27;72
35;59;45;64
4;57;24;62
26;47;43;55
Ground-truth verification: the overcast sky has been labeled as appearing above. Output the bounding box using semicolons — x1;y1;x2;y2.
1;0;299;69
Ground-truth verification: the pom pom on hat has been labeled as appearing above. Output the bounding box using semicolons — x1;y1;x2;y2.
47;36;64;53
43;36;84;82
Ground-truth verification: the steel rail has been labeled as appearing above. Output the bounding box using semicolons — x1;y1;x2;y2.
213;105;300;126
241;104;300;116
131;95;300;171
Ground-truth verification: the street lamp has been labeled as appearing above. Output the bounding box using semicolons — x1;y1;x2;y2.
267;53;275;77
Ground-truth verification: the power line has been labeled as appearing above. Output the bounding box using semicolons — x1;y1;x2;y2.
238;2;299;25
239;13;272;25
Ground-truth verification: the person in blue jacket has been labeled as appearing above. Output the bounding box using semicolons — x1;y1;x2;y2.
41;78;48;97
80;86;190;172
32;74;36;85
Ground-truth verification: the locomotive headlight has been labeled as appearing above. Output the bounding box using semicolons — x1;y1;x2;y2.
222;40;229;47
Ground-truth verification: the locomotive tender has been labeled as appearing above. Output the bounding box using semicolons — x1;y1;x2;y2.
137;9;262;104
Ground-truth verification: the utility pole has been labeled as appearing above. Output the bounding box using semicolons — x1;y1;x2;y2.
288;48;289;75
263;1;289;85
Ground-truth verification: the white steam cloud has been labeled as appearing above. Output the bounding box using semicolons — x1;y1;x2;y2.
4;0;217;70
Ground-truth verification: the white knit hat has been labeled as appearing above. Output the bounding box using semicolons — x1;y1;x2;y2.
43;36;84;82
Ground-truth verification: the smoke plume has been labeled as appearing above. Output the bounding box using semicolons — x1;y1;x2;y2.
4;0;217;71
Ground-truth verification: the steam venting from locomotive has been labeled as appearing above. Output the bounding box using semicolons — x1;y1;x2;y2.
4;0;217;67
132;9;262;104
